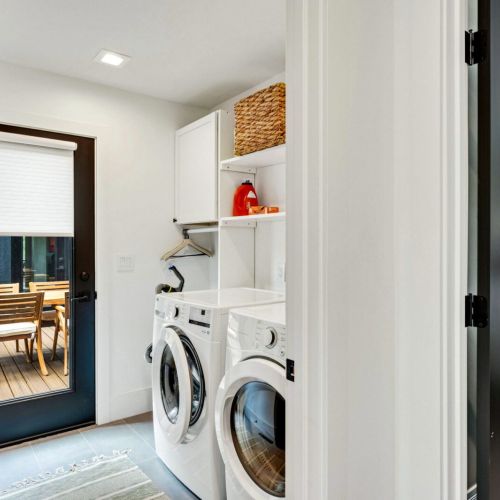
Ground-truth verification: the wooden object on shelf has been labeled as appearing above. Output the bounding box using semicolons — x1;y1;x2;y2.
248;206;280;215
234;83;286;156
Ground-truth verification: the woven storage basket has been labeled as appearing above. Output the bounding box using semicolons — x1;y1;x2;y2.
234;82;286;156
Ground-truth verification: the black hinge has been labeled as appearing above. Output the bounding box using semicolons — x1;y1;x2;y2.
465;29;487;66
286;359;295;382
465;294;488;328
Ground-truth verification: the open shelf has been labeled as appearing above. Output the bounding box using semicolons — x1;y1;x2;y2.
220;144;286;173
219;211;286;227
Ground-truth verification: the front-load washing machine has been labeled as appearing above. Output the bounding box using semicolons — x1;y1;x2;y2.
215;302;286;499
152;288;285;500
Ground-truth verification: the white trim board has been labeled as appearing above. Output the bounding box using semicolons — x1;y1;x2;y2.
286;0;467;498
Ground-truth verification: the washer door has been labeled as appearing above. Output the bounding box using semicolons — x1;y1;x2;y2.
153;325;192;444
215;358;286;498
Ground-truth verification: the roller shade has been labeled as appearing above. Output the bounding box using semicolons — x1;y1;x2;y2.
0;133;76;237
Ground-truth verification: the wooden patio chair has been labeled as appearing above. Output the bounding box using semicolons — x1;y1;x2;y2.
0;283;22;353
29;281;69;323
0;292;48;375
52;292;70;376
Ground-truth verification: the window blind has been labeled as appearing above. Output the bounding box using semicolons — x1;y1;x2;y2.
0;135;75;237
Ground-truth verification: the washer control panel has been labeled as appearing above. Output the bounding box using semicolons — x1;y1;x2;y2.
255;321;286;360
154;296;213;335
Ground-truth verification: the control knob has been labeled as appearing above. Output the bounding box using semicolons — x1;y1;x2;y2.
168;306;180;320
262;327;278;349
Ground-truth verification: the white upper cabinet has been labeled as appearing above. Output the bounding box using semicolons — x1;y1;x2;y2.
174;111;220;224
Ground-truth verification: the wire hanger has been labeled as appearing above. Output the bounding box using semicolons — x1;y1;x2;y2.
161;229;214;261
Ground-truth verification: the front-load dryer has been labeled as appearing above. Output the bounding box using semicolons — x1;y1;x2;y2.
215;302;286;500
152;288;285;500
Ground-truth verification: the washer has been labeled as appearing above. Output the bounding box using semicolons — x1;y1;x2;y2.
215;302;286;500
152;288;285;500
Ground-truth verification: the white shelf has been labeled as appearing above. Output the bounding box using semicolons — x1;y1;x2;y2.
220;144;286;173
219;212;286;227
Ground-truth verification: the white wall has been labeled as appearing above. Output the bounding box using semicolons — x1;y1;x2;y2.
0;60;207;422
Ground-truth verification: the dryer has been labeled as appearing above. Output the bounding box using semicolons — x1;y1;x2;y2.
215;302;286;500
152;288;285;500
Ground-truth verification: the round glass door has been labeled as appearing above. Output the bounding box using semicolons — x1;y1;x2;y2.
230;381;285;497
180;335;205;425
160;343;180;424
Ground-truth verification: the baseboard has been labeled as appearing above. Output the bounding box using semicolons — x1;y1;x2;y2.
107;387;152;423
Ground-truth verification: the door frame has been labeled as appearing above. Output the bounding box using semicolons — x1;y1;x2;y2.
286;0;468;498
0;121;96;442
0;109;111;425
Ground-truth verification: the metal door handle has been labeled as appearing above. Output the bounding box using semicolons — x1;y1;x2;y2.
71;292;90;303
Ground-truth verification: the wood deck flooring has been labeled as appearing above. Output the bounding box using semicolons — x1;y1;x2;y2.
0;326;69;402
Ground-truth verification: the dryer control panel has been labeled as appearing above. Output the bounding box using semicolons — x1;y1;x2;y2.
255;320;286;360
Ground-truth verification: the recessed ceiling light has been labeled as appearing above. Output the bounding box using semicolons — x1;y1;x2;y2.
95;49;130;67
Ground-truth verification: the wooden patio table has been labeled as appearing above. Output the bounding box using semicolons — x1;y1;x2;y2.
43;289;69;306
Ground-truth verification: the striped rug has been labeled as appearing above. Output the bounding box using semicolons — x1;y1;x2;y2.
0;453;169;499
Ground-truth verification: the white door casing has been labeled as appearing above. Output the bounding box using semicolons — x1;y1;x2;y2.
286;0;467;498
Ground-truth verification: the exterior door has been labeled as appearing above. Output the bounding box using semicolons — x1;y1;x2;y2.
0;123;95;445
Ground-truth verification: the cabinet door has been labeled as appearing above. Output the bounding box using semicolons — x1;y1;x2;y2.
175;111;218;224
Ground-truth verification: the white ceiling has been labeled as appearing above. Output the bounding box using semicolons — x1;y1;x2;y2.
0;0;285;107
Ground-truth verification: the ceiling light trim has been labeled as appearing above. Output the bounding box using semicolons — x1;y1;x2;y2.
95;49;130;67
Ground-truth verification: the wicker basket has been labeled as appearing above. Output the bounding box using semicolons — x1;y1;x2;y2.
234;82;286;156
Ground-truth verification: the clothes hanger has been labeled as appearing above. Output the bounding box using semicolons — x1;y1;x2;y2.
160;229;214;261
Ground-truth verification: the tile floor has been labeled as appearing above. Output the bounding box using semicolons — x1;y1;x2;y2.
0;412;198;499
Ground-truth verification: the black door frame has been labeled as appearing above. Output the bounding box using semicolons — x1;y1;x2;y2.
0;123;96;445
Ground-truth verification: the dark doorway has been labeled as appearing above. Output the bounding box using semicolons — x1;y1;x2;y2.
0;123;95;444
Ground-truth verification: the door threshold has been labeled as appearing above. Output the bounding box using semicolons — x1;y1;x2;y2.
0;420;96;449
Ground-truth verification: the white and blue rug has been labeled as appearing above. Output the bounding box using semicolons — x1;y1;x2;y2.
0;451;168;499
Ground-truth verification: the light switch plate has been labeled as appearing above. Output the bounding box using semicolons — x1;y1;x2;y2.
116;254;135;272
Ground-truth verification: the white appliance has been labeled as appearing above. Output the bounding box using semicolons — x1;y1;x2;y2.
215;302;286;500
152;288;285;500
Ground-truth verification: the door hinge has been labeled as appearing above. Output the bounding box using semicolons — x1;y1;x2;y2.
465;294;488;328
465;29;487;66
286;359;295;382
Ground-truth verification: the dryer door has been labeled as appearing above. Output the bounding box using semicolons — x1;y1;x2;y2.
215;358;286;499
153;325;192;444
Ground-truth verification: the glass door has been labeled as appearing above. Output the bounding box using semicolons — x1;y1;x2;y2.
0;123;95;445
230;381;285;497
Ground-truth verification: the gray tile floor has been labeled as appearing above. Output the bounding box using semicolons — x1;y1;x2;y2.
0;413;198;499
